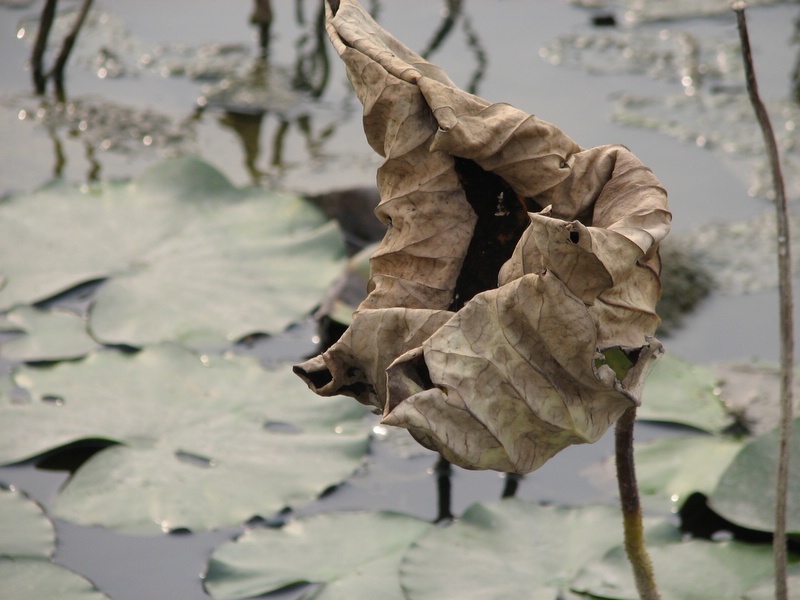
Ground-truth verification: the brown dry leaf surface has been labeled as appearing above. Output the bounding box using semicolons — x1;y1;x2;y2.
295;0;671;474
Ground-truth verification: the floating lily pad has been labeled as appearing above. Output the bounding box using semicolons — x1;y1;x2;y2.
0;559;110;600
205;511;431;600
634;434;744;513
572;536;786;600
399;501;626;600
742;569;800;600
0;158;347;347
0;486;54;558
0;344;369;534
0;306;97;362
638;353;733;433
0;487;109;600
710;417;800;534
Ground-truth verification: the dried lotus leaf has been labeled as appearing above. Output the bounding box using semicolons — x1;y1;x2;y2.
295;0;671;473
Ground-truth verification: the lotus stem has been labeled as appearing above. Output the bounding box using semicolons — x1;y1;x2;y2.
615;406;661;600
733;5;794;599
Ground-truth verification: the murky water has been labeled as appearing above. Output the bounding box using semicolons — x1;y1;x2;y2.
0;0;798;598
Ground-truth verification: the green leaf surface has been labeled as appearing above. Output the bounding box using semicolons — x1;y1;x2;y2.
0;158;346;347
0;307;97;362
710;417;800;534
399;500;625;600
573;537;784;600
205;511;431;600
0;559;110;600
638;353;733;433
0;344;370;534
0;488;109;599
634;434;744;513
0;487;54;558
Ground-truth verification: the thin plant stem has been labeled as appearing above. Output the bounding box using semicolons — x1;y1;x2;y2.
615;406;661;600
733;5;794;599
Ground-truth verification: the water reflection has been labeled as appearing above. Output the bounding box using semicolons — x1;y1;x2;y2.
419;0;487;94
10;0;490;187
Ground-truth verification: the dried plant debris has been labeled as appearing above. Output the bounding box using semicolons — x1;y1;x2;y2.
566;0;786;24
295;0;671;474
672;209;800;295
541;29;744;90
15;7;254;83
5;93;197;161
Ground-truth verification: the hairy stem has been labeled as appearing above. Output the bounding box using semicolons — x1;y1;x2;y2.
616;407;661;600
734;5;794;599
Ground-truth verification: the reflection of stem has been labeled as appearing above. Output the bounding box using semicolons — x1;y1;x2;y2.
31;0;57;95
219;111;266;185
51;129;65;178
735;6;793;600
49;0;94;99
615;407;662;600
435;455;453;523
250;0;273;58
420;0;462;60
84;141;100;182
461;16;486;95
271;118;290;169
293;0;330;98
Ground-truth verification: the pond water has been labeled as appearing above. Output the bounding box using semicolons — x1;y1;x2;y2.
0;0;798;598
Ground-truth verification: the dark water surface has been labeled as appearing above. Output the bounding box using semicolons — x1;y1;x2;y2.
1;1;798;598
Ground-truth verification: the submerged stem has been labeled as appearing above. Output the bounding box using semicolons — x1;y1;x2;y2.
615;407;661;600
734;6;794;599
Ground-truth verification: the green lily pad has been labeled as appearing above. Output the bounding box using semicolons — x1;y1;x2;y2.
635;434;744;513
742;568;800;599
572;536;785;600
0;307;97;362
0;487;54;558
399;500;625;600
0;487;109;600
0;344;370;534
0;559;110;600
0;158;346;347
205;511;431;600
709;417;800;534
637;353;733;433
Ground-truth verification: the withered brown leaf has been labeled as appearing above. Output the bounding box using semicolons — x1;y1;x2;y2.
295;0;671;474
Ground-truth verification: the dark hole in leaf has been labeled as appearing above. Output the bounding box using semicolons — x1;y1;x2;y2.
41;394;65;406
450;157;530;310
175;450;216;468
263;421;304;434
35;438;119;472
591;13;617;27
569;230;580;244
